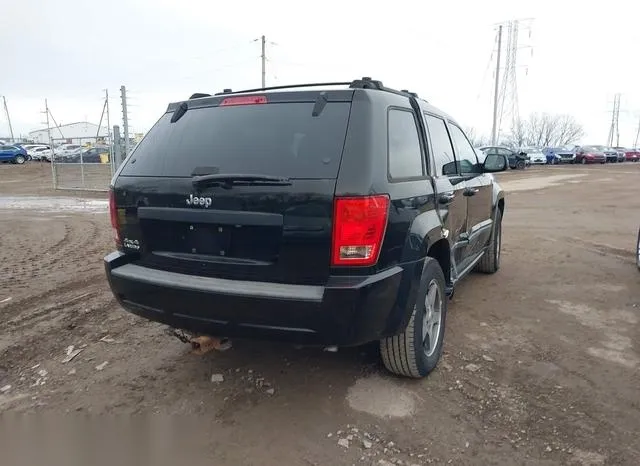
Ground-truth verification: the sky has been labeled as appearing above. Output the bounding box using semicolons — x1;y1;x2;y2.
2;0;640;146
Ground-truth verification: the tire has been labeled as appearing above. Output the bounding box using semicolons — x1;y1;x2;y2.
14;155;26;164
516;160;525;170
475;208;502;274
636;228;640;271
380;258;447;378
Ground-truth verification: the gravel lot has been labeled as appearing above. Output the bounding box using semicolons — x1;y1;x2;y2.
1;162;639;465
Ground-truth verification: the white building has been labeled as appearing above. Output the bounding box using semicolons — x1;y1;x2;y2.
29;121;108;145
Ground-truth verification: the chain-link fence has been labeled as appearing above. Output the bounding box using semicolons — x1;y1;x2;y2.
51;136;115;191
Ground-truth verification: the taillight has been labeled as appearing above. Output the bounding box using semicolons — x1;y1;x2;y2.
108;189;121;247
331;195;390;267
220;95;267;106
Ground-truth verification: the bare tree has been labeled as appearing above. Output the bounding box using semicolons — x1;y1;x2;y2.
508;119;527;148
465;127;490;147
508;113;584;148
554;115;585;146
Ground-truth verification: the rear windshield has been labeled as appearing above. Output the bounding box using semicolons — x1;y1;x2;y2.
120;102;351;179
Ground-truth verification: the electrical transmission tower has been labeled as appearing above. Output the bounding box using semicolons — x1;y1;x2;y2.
607;93;621;147
492;19;533;145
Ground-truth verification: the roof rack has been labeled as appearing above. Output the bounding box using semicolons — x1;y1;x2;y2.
214;82;351;96
212;77;421;100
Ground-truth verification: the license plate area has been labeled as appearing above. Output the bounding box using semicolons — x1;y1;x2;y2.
141;219;281;261
187;224;232;256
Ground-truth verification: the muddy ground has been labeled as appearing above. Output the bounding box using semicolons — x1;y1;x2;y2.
1;162;639;465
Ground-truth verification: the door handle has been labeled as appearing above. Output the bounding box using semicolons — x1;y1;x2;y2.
438;192;456;205
463;187;479;197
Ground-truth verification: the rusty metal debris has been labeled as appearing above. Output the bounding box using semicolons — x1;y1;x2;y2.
190;335;232;355
168;328;232;354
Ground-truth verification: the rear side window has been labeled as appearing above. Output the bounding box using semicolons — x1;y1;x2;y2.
387;109;424;180
120;102;351;179
424;114;456;176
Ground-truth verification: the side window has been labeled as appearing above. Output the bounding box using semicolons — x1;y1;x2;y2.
388;109;424;180
497;148;512;157
448;124;480;175
424;114;457;176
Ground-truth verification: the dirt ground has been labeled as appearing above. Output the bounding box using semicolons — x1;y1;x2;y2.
1;162;639;465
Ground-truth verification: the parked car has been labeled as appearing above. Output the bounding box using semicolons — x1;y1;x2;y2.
0;144;28;164
618;148;640;162
25;144;50;160
54;144;83;160
552;146;579;164
591;145;619;163
575;146;606;164
478;146;529;169
31;147;53;162
521;147;546;165
542;147;563;164
65;147;110;163
104;77;508;379
613;148;626;162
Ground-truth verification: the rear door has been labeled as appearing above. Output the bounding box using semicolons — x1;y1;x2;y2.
113;92;353;285
0;146;11;161
446;123;494;260
422;113;469;270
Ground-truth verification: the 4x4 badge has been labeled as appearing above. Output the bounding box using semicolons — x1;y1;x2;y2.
186;194;213;208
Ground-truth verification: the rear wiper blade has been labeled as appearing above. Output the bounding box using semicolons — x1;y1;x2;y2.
192;173;292;188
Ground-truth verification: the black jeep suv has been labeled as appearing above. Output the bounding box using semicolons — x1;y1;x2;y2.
105;78;507;378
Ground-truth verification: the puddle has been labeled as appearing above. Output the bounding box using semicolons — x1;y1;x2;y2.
501;174;586;192
0;196;107;213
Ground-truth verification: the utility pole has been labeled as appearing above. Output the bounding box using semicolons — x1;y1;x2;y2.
44;99;56;188
261;35;266;88
491;25;503;145
634;116;640;148
120;85;129;157
105;89;113;172
2;96;15;142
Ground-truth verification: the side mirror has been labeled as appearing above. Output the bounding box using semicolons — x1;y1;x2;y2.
483;154;507;172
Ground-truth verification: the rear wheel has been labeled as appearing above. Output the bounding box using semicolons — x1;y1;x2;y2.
475;208;502;274
14;155;26;164
380;258;447;378
636;228;640;271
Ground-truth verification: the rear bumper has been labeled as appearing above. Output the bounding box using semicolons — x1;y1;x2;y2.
105;252;418;346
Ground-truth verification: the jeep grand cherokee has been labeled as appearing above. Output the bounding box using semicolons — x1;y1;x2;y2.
105;78;507;378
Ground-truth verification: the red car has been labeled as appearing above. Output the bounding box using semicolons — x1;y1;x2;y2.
575;146;606;164
614;147;640;162
624;149;639;162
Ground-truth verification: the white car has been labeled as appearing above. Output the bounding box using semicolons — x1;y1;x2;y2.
521;148;546;165
29;146;53;161
54;144;82;159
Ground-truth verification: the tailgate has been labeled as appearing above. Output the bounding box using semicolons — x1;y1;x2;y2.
113;96;352;285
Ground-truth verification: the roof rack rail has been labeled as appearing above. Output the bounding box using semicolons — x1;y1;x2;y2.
214;82;351;96
349;77;420;99
189;93;211;99
212;77;422;100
